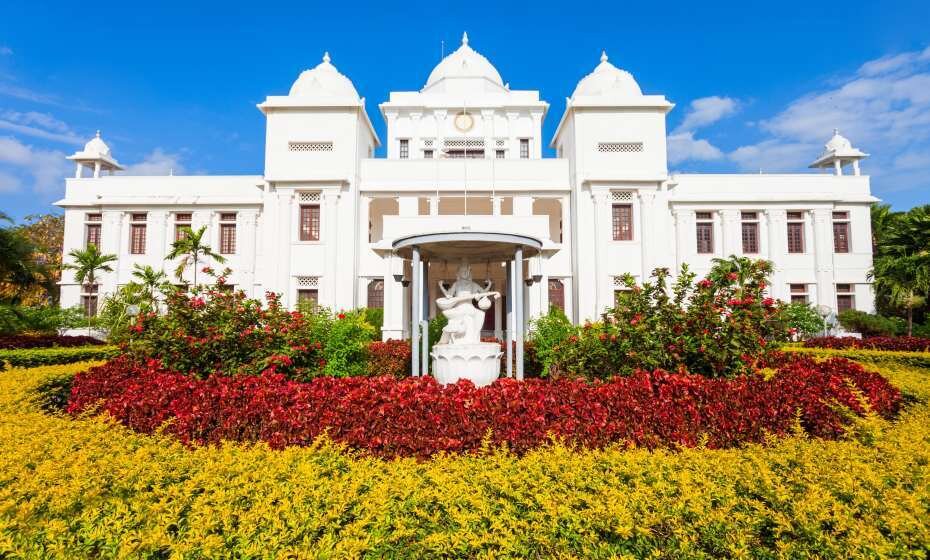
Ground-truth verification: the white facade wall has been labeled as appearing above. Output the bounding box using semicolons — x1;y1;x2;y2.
57;41;877;337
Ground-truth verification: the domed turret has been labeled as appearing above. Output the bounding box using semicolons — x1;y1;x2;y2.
572;51;642;99
67;131;123;178
289;52;360;101
423;32;505;93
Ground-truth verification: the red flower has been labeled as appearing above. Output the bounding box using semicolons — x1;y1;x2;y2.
190;297;206;309
698;279;713;289
762;297;775;307
727;272;739;281
337;313;346;320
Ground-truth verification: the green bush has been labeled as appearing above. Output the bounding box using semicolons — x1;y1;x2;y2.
0;304;86;335
0;345;117;370
780;301;827;338
97;283;159;343
361;307;384;334
321;310;377;378
837;310;904;337
527;306;574;377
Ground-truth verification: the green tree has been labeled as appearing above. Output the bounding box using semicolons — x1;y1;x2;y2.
870;204;930;335
0;217;43;304
131;264;169;302
62;244;117;311
870;255;928;336
166;226;226;285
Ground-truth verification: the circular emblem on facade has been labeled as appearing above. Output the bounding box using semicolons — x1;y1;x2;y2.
454;112;474;132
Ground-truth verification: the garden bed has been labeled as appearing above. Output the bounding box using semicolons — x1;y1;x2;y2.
67;353;901;457
1;356;928;557
0;334;104;349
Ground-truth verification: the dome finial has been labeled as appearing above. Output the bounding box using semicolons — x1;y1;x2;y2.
600;50;608;63
833;127;839;136
95;130;101;138
462;31;469;46
322;51;331;64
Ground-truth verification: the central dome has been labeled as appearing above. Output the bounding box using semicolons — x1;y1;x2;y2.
424;32;504;91
290;52;360;101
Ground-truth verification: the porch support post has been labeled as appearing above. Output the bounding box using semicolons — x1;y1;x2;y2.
411;245;420;377
515;246;524;381
506;260;513;378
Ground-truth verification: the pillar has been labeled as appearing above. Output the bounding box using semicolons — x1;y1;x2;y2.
515;246;524;381
411;246;420;377
506;260;513;378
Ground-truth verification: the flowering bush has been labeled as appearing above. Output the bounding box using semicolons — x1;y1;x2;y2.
68;353;901;458
550;257;789;379
0;334;103;349
804;336;930;352
124;270;377;379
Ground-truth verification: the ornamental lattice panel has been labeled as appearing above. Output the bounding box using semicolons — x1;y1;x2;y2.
289;141;333;152
296;276;319;288
298;191;321;203
597;142;644;153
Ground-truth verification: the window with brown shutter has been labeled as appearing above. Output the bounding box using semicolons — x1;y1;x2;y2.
832;211;850;253
612;204;633;241
174;213;192;241
129;213;147;255
836;284;855;312
789;283;808;304
548;279;565;312
85;224;101;248
219;213;236;254
81;284;98;316
299;205;321;241
520;138;529;159
367;280;384;309
695;212;714;254
741;211;759;254
297;289;318;306
786;211;805;253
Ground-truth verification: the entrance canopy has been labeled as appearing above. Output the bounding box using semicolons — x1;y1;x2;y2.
392;231;540;381
392;231;542;261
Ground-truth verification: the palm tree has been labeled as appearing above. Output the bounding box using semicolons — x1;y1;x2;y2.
131;264;168;301
165;225;225;286
870;255;929;336
870;203;899;257
63;245;117;291
0;217;44;304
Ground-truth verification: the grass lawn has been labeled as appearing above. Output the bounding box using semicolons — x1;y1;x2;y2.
0;351;928;558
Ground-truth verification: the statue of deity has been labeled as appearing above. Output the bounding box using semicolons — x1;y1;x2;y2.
435;261;500;345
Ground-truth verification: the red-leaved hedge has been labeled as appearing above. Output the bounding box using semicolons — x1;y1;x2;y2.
804;336;930;352
67;354;901;458
365;340;411;378
0;335;104;350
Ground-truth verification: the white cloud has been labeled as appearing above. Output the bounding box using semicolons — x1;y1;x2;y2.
0;136;71;193
0;170;22;192
123;148;186;176
667;131;724;164
666;95;739;164
676;96;739;132
0;110;83;144
729;45;930;187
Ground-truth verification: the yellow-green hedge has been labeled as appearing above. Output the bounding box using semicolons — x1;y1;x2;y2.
787;345;930;369
0;360;929;558
0;345;118;371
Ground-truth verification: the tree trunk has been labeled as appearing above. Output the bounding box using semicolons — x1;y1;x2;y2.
907;306;913;337
193;254;198;287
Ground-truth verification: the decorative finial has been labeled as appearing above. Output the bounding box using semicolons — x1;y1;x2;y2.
600;50;608;63
95;130;101;138
462;32;469;46
833;128;839;136
322;51;331;64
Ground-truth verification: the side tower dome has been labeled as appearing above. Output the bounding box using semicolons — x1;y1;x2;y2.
571;51;642;99
67;131;123;178
809;129;869;176
289;52;360;101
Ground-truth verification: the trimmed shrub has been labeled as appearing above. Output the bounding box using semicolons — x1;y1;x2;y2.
68;354;901;457
0;334;104;349
804;335;930;352
365;339;411;378
837;310;905;337
0;346;117;370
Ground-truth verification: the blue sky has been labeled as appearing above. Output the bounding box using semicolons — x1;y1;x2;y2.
1;0;929;221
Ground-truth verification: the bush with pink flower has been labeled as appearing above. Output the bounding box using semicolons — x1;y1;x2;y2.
547;256;789;379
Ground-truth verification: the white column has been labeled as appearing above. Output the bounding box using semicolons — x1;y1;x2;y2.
591;189;611;314
638;191;656;275
492;196;502;216
74;162;83;178
239;210;259;298
812;208;835;311
530;111;544;158
721;209;741;256
481;109;494;159
505;261;513;378
411;246;420;377
766;209;786;300
322;191;340;307
506;111;519;158
428;195;439;216
382;256;404;340
93;161;101;178
384;111;398;158
515;247;525;381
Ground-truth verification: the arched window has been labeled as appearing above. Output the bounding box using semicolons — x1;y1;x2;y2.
548;279;564;312
367;279;384;308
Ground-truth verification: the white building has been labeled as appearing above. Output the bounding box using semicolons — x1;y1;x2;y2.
58;34;876;340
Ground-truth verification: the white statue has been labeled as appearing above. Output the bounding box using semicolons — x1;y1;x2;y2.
431;261;503;387
436;262;500;345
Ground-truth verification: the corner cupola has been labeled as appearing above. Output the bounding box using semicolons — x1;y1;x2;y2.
67;131;123;178
809;129;869;176
422;32;506;94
